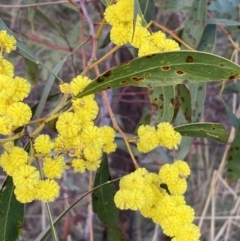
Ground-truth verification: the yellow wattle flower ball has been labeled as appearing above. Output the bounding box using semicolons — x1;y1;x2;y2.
56;112;81;138
14;186;37;203
149;31;166;48
114;189;134;210
119;171;144;190
172;223;201;241
129;24;150;48
72;158;85;173
70;75;91;96
82;125;103;148
0;146;28;176
85;159;101;171
157;122;182;149
103;142;117;154
0;74;16;101
0;30;16;53
159;163;179;186
12;76;31;102
83;146;102;162
104;4;120;26
59;82;71;94
7;102;32;126
160;38;180;51
72;95;99;121
34;134;54;154
173;160;191;177
12;165;40;189
36;179;60;202
110;23;131;46
138;42;159;57
43;156;65;179
137;125;158;153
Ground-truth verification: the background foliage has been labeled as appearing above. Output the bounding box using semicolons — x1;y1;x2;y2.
0;0;240;240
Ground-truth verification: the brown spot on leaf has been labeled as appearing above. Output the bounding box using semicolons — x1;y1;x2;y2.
131;77;144;82
144;72;150;77
229;75;236;80
96;77;104;83
194;20;200;25
162;66;170;71
186;56;194;63
176;70;185;75
180;96;185;102
191;38;196;45
146;54;155;58
103;70;111;77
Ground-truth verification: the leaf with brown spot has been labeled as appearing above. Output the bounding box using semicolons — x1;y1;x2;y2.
176;84;192;123
175;123;228;143
149;86;175;125
181;0;207;49
78;51;240;98
227;124;240;181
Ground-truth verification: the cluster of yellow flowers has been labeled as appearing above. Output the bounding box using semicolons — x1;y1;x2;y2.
104;0;180;56
0;30;117;203
137;122;182;153
0;30;32;135
55;76;117;172
0;31;59;203
114;161;201;241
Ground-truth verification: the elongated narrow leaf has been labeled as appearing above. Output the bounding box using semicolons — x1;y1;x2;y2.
181;0;207;49
92;154;124;241
33;59;65;119
221;99;240;129
139;0;155;23
176;84;191;123
149;86;175;124
158;0;194;11
206;18;240;26
0;177;24;241
79;51;240;97
198;24;216;52
175;123;228;142
175;22;216;160
227;124;240;180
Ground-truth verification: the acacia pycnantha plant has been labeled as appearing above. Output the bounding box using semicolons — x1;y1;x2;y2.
0;1;240;241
